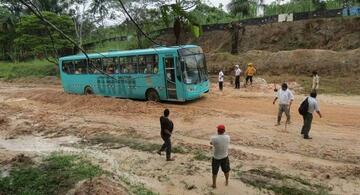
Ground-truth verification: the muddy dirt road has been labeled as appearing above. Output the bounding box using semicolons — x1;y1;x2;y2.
0;81;359;195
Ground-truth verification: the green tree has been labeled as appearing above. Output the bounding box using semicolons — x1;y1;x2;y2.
188;3;235;24
0;7;17;60
160;0;202;45
312;0;326;11
227;0;254;54
14;11;75;61
227;0;254;18
33;0;69;14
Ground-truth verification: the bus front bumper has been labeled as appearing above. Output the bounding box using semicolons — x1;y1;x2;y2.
184;81;209;101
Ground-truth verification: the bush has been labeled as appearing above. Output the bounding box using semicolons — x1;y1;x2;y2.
0;153;102;195
0;60;57;79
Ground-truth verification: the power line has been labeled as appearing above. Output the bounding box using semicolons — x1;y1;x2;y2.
116;0;202;55
117;0;161;46
18;0;120;81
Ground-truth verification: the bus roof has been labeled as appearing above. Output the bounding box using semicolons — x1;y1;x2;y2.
59;45;199;61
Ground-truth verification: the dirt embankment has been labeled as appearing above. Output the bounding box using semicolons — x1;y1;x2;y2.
157;17;360;76
158;17;360;52
206;48;360;76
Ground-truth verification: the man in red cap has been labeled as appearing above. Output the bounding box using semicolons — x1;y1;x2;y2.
210;124;230;188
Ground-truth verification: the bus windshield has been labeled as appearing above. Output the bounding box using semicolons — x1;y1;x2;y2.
179;48;208;84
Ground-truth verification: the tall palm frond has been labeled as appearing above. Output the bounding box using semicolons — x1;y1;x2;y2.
227;0;252;17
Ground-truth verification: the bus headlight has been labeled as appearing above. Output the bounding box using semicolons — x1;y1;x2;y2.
187;86;195;92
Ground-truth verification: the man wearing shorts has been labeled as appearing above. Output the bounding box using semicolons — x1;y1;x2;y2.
210;124;230;188
273;83;294;125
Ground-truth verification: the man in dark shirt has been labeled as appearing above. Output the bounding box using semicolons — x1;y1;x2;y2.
157;109;174;161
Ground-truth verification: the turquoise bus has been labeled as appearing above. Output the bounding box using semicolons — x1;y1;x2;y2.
59;45;209;102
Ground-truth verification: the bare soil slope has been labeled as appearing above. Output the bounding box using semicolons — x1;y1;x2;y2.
157;17;360;52
156;17;360;76
206;48;360;76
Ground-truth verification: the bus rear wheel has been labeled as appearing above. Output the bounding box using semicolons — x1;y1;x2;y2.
146;89;160;102
84;86;93;95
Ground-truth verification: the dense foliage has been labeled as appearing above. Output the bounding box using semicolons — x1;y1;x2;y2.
0;0;358;63
14;12;75;61
0;153;102;195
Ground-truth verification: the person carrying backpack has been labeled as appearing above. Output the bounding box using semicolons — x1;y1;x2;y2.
299;91;322;139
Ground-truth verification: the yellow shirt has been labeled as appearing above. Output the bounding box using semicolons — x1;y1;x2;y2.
245;67;256;76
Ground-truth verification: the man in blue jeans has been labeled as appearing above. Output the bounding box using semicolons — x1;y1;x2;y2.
157;109;174;161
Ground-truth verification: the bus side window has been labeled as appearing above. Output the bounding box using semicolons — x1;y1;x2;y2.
74;60;87;74
89;59;102;74
127;56;137;74
103;58;115;74
62;62;73;74
115;57;121;74
165;58;173;69
138;56;147;74
153;64;158;74
144;54;158;74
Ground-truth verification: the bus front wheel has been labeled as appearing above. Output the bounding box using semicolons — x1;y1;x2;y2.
84;86;93;95
146;89;160;102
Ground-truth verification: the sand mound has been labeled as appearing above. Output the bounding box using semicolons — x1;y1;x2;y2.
73;177;128;195
17;89;166;116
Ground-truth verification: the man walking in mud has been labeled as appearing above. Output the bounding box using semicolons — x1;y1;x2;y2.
301;91;322;139
157;109;174;161
273;83;294;126
210;125;230;188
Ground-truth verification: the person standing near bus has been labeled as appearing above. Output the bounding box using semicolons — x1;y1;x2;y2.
234;65;241;89
218;69;224;91
210;124;230;188
157;109;174;161
245;63;256;87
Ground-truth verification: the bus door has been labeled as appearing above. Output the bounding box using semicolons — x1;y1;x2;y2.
164;56;177;99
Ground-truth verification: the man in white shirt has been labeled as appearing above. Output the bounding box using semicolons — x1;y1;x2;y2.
234;65;241;89
210;124;230;188
312;71;320;91
301;91;322;139
218;69;224;91
273;83;294;126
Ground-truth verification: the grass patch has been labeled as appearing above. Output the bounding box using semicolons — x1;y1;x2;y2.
0;153;102;195
0;60;57;79
236;168;330;195
193;150;211;161
130;183;159;195
261;74;360;95
89;134;188;154
119;175;159;195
